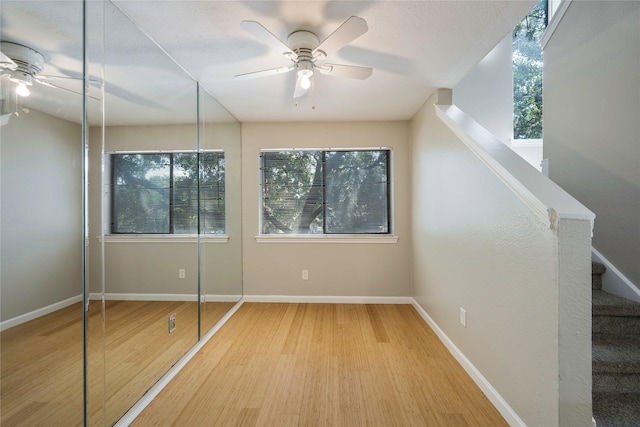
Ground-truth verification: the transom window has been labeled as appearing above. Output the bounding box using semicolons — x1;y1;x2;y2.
260;149;391;235
512;0;547;140
110;151;225;234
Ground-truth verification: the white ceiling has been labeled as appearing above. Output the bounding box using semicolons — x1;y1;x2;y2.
1;1;537;124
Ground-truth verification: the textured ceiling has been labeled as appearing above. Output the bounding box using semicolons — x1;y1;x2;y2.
1;1;537;124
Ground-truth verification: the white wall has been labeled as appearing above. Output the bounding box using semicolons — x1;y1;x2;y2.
454;33;514;145
411;92;575;426
241;121;412;298
1;110;82;321
543;1;640;291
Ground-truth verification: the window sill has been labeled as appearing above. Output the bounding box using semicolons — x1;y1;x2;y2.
99;234;229;244
510;138;543;148
254;235;399;244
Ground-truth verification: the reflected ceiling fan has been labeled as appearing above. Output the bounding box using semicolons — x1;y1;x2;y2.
0;41;95;99
235;16;372;98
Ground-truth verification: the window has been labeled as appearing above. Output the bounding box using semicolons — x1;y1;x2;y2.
260;149;391;235
110;152;225;234
512;0;547;140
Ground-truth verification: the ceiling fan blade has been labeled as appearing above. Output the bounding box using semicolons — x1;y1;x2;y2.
34;77;56;88
1;51;18;71
38;74;83;81
241;21;296;59
235;66;293;81
314;16;368;58
34;77;102;101
317;64;372;80
293;75;309;99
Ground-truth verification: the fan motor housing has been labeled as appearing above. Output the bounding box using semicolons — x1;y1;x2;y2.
287;30;319;59
1;42;44;76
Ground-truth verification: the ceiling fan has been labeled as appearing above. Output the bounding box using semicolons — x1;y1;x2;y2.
235;16;373;99
0;41;92;99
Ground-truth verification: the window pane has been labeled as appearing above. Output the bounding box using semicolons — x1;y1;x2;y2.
261;151;323;234
324;150;389;234
173;153;198;233
112;154;170;233
111;152;225;235
200;152;225;234
513;0;546;139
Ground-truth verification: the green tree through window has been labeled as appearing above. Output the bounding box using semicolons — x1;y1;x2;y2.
111;152;225;234
261;149;391;235
513;0;547;139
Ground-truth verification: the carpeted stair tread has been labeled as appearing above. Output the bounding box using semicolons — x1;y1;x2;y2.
592;261;606;290
593;393;640;427
592;261;606;275
592;371;640;393
593;333;640;374
591;263;640;426
592;289;640;317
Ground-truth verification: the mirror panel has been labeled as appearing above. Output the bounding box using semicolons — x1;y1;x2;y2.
1;2;85;426
198;87;243;333
95;2;199;423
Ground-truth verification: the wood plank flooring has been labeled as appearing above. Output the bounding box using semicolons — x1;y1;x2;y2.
132;303;507;427
1;300;235;427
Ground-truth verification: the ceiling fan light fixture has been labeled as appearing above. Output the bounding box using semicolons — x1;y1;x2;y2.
8;70;33;97
8;70;33;86
300;76;311;90
296;59;313;90
15;82;31;97
296;60;313;78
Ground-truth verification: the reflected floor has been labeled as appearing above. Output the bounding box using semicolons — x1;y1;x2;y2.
1;300;235;427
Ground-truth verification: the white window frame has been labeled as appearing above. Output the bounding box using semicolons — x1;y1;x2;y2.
104;149;227;240
256;147;398;244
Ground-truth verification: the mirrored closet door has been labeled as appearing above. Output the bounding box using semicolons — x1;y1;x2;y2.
1;1;242;425
1;1;86;426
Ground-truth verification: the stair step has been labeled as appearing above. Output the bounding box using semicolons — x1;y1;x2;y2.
592;333;640;374
592;289;640;318
591;263;640;425
593;372;640;393
592;261;606;290
593;393;640;427
593;316;640;336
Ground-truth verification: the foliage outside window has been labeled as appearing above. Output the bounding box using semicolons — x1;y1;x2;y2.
260;149;391;235
513;0;547;139
111;152;225;234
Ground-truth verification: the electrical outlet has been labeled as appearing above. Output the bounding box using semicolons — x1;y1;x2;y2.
302;269;309;280
178;269;185;279
460;308;467;328
168;313;176;333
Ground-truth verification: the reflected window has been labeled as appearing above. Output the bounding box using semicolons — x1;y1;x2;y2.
260;149;391;235
110;152;225;234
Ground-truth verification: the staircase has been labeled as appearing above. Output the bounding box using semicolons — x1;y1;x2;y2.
592;261;640;426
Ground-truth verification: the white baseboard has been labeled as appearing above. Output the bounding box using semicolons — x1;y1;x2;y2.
89;293;242;303
114;299;244;427
0;294;83;331
592;248;640;302
410;299;526;427
242;295;414;304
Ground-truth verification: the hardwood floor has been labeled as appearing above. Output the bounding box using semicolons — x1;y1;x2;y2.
1;303;84;427
132;303;507;427
0;300;235;427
